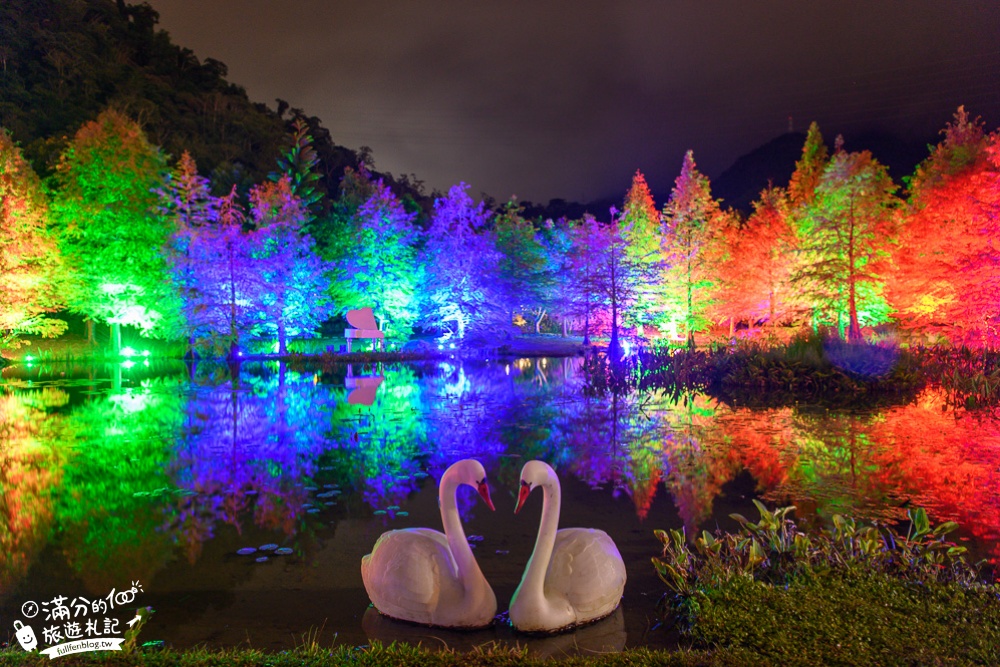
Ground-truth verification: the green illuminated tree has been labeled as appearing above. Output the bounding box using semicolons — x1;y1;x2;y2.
270;117;325;221
661;151;726;346
494;200;552;331
619;170;664;331
49;109;179;351
788;122;829;208
331;178;421;338
0;130;67;349
794;143;899;340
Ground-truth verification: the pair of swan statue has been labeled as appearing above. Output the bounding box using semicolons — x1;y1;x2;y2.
360;459;626;633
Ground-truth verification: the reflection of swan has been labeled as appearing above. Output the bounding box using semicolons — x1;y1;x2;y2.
361;459;498;628
362;604;626;657
510;460;626;633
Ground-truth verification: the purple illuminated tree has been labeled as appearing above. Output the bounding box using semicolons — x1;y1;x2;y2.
160;151;219;351
577;210;659;359
419;182;502;339
247;176;334;354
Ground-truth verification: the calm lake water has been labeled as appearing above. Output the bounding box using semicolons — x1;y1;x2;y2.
2;356;1000;655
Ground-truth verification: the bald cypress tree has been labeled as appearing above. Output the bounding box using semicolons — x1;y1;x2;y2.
661;151;725;347
619;170;664;330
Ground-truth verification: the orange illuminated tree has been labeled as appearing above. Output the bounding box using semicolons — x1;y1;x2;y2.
888;107;1000;345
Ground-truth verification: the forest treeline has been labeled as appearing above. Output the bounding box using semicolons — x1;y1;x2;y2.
2;1;1000;356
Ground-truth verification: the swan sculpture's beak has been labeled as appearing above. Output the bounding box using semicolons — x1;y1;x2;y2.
477;479;496;511
514;480;532;514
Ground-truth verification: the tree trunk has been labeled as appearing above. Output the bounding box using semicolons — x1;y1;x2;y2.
86;318;95;345
277;302;287;355
111;322;122;355
534;309;546;334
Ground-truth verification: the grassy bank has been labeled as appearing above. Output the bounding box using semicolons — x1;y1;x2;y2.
653;503;1000;666
0;643;757;667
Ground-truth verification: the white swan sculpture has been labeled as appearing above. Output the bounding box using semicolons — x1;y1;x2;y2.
361;459;498;629
509;460;626;633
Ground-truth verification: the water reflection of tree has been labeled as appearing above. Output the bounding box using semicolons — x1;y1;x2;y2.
171;361;337;562
56;374;185;592
0;388;69;593
716;389;1000;562
324;364;426;512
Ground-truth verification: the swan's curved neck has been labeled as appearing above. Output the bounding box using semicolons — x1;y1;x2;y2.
440;474;483;588
521;476;561;598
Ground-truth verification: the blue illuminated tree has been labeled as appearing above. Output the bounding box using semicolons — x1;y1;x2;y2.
419;182;502;339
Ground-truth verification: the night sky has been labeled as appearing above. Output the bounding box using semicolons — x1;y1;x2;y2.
147;1;1000;204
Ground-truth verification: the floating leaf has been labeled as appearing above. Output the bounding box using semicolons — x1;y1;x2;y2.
275;547;293;556
259;543;278;551
237;547;256;556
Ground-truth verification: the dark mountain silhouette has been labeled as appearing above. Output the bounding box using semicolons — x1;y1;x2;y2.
713;130;935;215
713;133;806;214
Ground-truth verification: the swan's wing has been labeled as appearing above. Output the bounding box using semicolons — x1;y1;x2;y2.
547;528;627;617
361;528;458;624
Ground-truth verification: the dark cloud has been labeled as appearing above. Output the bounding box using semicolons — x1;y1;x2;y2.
148;0;1000;203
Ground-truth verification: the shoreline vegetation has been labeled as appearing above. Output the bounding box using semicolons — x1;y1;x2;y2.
9;330;1000;410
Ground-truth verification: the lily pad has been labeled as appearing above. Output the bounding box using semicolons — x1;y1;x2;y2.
255;556;269;563
275;547;293;555
237;547;257;556
373;510;387;516
259;543;278;551
396;511;409;517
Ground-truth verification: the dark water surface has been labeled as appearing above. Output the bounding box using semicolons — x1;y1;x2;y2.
2;357;1000;656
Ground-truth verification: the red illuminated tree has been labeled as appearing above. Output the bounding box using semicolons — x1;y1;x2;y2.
712;186;798;334
0;130;67;349
888;107;1000;345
